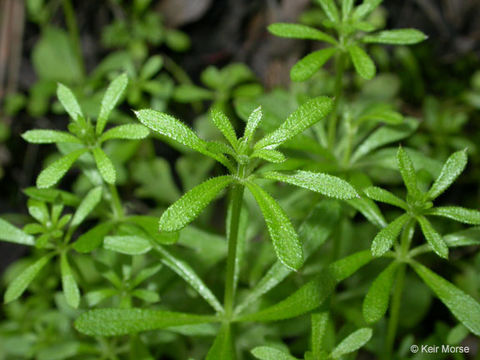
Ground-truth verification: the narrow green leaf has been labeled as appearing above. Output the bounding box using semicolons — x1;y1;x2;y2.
4;255;53;303
348;45;376;80
246;181;303;271
251;149;286;163
74;308;216;336
172;84;214;102
264;170;358;200
353;0;383;19
71;187;102;227
363;261;398;323
206;324;235;360
57;83;83;121
328;250;373;282
22;130;80;144
417;216;448;259
427;150;467;200
330;328;373;359
371;214;409;256
363;29;427;45
100;124;149;142
347;197;387;228
73;222;113;253
97;73;128;135
159;176;234;232
255;97;333;150
444;227;480;248
243;106;262;146
140;55;163;80
427;206;480;225
411;262;480;336
210;107;238;149
104;235;152;255
267;23;337;44
291;48;337;82
131;289;160;303
312;312;329;357
0;218;34;246
60;253;80;308
342;0;355;19
363;186;407;209
315;0;340;23
128;216;179;245
92;147;116;184
251;347;299;360
397;146;421;198
37;148;87;188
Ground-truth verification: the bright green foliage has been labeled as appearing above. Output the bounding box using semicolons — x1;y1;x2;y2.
348;45;376;80
57;84;83;121
427;149;467;199
97;73;128;134
0;218;35;246
362;29;427;44
371;214;408;256
37;149;87;188
206;324;236;360
70;186;102;227
251;347;299;360
92;147;116;184
267;23;336;44
60;253;80;308
22;130;81;144
330;328;373;359
290;48;337;82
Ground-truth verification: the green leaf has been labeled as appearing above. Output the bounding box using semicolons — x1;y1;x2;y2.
417;216;448;259
347;197;387;228
363;186;407;209
342;0;355;19
291;48;337;82
353;0;383;19
140;55;163;80
131;289;160;303
37;148;87;188
265;170;358;200
22;130;80;144
328;250;373;281
210;107;238;148
128;216;179;245
97;73;128;135
426;207;480;225
371;214;409;256
363;261;398;323
206;324;235;360
71;186;102;227
159;176;233;232
74;308;216;336
397;146;421;199
4;255;53;303
427;150;467;200
315;0;340;23
444;227;480;248
411;262;480;336
60;253;80;308
153;245;224;313
348;45;376;80
172;84;214;102
312;312;329;356
100;124;149;142
330;328;373;359
255;97;333;150
243;106;263;146
246;181;303;271
0;218;34;246
73;222;113;253
57;84;83;121
267;23;337;44
104;235;151;255
24;187;80;206
92;147;116;184
251;149;286;163
363;29;427;45
251;347;299;360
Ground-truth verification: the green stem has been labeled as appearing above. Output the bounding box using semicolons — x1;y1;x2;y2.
109;184;124;220
223;183;245;319
327;51;347;150
62;0;85;77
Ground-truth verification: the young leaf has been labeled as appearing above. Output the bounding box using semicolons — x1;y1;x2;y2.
371;214;409;256
312;312;329;357
100;124;149;142
73;222;113;253
128;216;179;245
396;146;421;199
4;254;53;303
57;84;83;121
251;347;299;360
347;197;387;228
264;171;358;200
363;261;398;323
97;73;128;135
37;148;87;188
363;186;408;210
159;176;234;232
330;328;373;359
104;235;152;255
210;107;238;149
315;0;340;23
427;150;467;200
131;289;160;303
411;262;480;336
444;227;480;248
290;48;337;82
0;218;34;246
22;130;80;144
342;0;355;19
206;324;235;360
243;106;262;146
362;29;427;45
348;45;376;80
60;253;80;308
417;216;448;259
255;97;333;150
92;147;116;184
329;250;373;282
353;0;383;19
426;206;480;225
74;308;216;336
267;23;337;44
251;149;286;163
246;181;303;271
71;186;102;227
140;55;163;80
172;84;214;102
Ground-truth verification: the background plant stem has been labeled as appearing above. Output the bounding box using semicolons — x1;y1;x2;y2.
327;51;347;150
109;184;124;220
62;0;85;77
